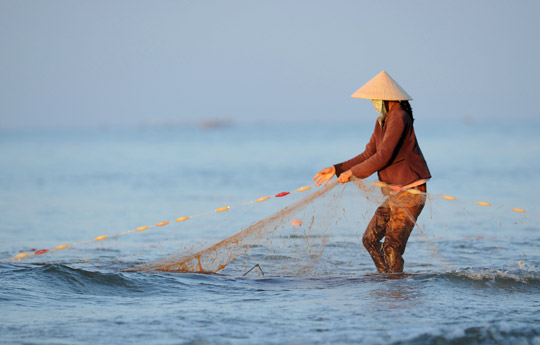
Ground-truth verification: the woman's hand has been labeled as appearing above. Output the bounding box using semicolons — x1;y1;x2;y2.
337;170;353;184
313;166;336;186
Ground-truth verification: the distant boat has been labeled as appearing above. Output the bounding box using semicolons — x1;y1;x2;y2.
199;119;233;130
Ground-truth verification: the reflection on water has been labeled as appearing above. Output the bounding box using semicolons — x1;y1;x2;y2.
366;274;425;310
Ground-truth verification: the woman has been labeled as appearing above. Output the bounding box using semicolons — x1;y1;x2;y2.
313;70;431;273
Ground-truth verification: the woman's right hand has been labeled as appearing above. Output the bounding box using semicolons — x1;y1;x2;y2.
313;166;336;186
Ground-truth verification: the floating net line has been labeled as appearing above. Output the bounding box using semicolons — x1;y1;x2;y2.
1;178;535;277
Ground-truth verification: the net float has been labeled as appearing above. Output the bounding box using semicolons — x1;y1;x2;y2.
296;186;312;192
291;219;302;227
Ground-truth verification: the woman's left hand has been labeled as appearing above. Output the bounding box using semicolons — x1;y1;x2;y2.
338;170;353;184
313;166;336;186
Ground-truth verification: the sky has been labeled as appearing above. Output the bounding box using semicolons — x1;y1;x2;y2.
1;0;539;128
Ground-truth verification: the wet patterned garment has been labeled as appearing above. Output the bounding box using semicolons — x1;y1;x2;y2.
363;184;427;273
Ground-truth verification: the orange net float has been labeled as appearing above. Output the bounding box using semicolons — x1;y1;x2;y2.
477;201;491;207
34;249;49;255
512;208;526;213
256;196;270;202
176;216;190;222
296;186;312;192
136;226;150;232
275;192;290;198
291;219;303;226
14;253;29;260
155;221;170;227
215;206;230;213
55;244;69;250
442;195;456;201
94;235;109;241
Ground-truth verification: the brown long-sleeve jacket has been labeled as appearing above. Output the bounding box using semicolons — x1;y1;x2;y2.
334;102;431;186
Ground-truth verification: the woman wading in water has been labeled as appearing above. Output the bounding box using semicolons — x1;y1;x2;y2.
314;71;431;273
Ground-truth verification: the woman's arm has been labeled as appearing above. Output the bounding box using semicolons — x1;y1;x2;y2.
334;125;377;177
350;113;406;179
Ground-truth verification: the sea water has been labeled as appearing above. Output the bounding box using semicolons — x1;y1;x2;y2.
1;120;539;344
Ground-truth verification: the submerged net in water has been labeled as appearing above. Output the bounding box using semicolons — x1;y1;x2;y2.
2;178;535;277
130;180;345;275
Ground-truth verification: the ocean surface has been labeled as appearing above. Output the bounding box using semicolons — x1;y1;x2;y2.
1;120;539;345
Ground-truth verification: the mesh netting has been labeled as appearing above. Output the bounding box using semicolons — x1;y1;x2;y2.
126;180;453;276
2;178;535;277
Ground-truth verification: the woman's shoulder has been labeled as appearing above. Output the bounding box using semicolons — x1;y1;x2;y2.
387;105;411;125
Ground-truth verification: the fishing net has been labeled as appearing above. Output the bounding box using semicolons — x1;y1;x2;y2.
130;179;432;276
1;178;535;277
129;180;347;275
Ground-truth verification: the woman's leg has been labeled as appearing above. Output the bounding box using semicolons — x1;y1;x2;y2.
363;200;391;273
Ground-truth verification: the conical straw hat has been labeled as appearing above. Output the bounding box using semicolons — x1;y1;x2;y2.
351;70;412;100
